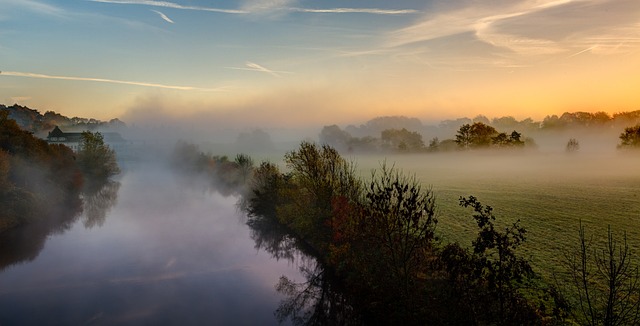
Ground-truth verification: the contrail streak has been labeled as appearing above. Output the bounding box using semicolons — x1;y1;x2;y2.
88;0;418;15
0;71;226;92
225;62;292;77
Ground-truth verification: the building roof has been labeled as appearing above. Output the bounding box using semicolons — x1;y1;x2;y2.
47;126;125;143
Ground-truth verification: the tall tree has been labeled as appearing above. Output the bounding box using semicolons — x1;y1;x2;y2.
76;131;120;181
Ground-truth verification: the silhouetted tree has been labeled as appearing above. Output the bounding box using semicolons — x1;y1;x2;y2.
455;122;498;149
618;125;640;149
440;196;538;324
491;131;524;147
564;223;640;326
359;164;437;307
566;138;580;153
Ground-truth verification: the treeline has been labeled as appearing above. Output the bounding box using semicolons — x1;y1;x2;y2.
1;104;125;135
171;141;640;324
0;111;119;233
321;111;640;153
321;122;535;153
244;142;565;325
170;141;254;196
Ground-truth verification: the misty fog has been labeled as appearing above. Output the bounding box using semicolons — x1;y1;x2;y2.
0;161;306;325
3;106;640;324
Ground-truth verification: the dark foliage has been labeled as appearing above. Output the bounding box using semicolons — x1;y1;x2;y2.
564;223;640;326
618;124;640;149
439;196;540;324
242;143;567;325
76;131;120;181
0;111;83;232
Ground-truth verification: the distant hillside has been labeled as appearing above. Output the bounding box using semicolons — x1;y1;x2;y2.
0;104;126;136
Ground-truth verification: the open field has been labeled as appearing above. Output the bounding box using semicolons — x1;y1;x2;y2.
353;151;640;279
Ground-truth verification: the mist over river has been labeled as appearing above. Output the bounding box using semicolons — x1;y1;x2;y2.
0;165;304;325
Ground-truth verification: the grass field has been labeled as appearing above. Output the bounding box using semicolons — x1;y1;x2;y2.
353;150;640;280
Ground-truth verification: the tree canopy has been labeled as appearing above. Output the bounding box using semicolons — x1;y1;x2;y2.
618;125;640;149
381;128;425;151
76;131;120;181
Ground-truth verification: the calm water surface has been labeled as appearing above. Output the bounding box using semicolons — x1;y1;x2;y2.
0;166;305;325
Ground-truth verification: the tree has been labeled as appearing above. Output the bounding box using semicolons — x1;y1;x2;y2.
77;131;120;180
381;128;425;151
492;131;525;147
473;115;491;125
455;122;498;149
455;124;473;149
564;223;640;326
281;142;362;249
359;164;437;301
319;125;353;152
440;196;538;324
0;111;83;232
566;138;580;153
234;153;254;184
427;137;440;152
618;125;640;149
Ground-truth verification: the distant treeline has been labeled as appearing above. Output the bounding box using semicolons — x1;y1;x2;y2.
1;104;125;135
170;141;254;196
0;111;119;233
321;111;640;153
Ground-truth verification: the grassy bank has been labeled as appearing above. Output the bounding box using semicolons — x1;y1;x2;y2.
353;151;640;279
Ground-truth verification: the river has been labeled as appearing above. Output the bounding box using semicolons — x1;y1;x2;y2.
0;166;306;325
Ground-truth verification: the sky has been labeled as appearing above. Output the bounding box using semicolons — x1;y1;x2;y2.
1;0;639;128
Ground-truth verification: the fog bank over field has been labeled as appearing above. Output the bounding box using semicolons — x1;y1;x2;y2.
118;116;632;164
353;150;640;182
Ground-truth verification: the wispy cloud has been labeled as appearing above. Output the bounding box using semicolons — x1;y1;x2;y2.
88;0;418;15
151;9;173;23
88;0;247;14
0;71;227;92
387;0;578;49
290;8;418;15
241;0;295;14
4;0;68;18
225;62;292;77
10;96;32;102
385;0;640;68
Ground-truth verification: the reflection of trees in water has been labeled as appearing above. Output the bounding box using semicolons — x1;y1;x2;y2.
246;212;361;325
247;215;300;263
81;180;120;229
0;200;82;271
275;262;360;326
0;179;120;270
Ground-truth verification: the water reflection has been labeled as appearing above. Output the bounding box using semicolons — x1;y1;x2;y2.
0;199;81;271
0;179;119;270
1;168;304;325
81;180;121;229
247;212;361;325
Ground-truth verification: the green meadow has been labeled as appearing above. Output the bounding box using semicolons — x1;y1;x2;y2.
353;151;640;280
